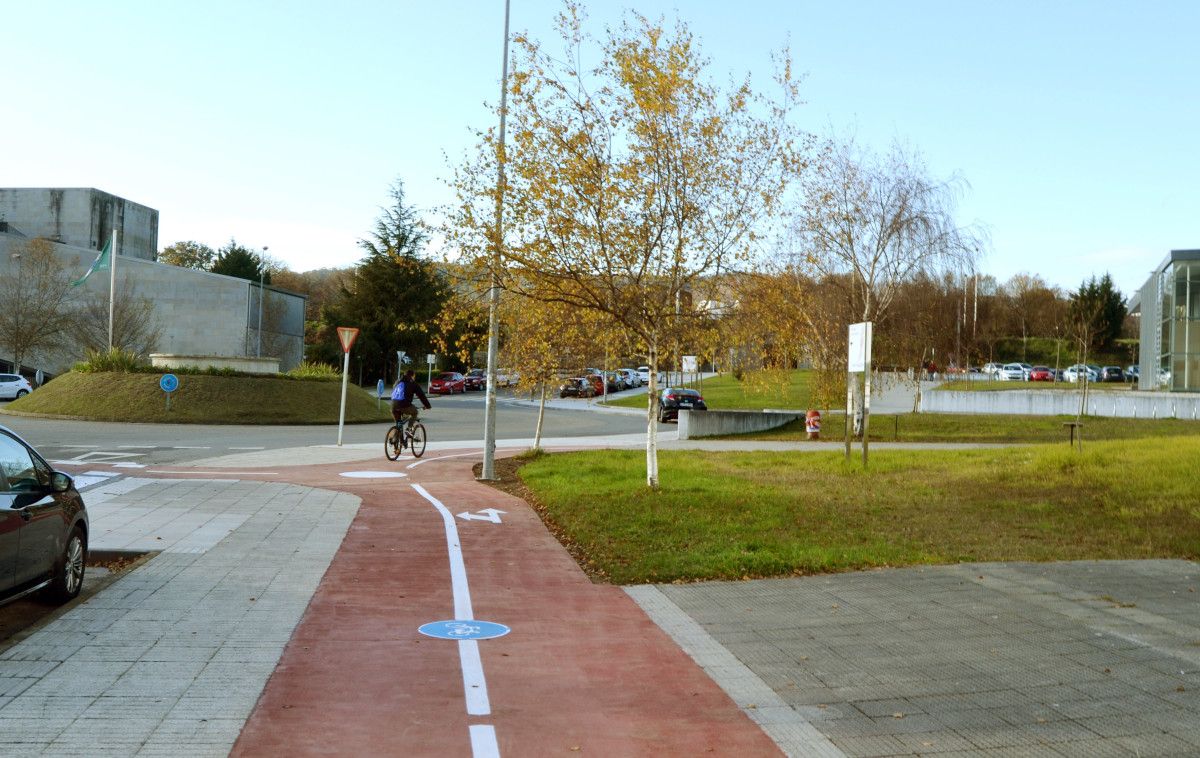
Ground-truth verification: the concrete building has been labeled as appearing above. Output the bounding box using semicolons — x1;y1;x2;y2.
0;188;158;261
0;189;305;377
1132;249;1200;392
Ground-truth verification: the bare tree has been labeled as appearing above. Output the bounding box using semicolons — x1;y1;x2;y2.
71;276;161;357
793;137;984;324
0;239;80;370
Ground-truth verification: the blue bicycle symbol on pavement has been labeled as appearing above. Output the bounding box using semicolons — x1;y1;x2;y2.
418;620;510;640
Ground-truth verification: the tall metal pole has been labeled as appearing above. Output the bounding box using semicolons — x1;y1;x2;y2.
257;246;268;358
480;0;511;481
107;228;117;351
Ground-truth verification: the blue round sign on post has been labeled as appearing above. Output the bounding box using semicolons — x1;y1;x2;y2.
159;373;179;393
418;620;510;641
377;378;385;398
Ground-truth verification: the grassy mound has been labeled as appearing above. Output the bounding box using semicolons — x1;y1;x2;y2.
2;372;392;425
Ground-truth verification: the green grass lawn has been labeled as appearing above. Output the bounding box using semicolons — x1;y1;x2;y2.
605;370;815;411
3;372;393;424
732;412;1200;444
939;379;1132;392
515;438;1200;584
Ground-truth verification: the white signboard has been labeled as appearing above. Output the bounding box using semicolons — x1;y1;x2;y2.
848;322;872;373
682;355;698;372
426;353;436;365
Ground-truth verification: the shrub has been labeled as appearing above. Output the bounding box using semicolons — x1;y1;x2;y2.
285;361;342;382
73;347;148;373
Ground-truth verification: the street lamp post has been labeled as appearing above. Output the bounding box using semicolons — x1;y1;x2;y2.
480;0;512;481
257;246;268;358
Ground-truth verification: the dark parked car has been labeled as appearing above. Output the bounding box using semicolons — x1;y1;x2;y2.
582;374;605;397
1099;366;1125;382
429;372;466;394
463;369;487;391
0;425;88;606
558;377;596;398
658;388;707;423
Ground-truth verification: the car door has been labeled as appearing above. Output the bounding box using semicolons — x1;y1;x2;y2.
0;375;16;400
0;432;62;586
0;471;20;596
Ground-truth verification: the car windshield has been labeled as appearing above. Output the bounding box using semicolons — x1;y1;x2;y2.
437;373;457;380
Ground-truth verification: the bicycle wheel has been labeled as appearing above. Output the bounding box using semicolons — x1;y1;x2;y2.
408;423;427;458
385;426;403;461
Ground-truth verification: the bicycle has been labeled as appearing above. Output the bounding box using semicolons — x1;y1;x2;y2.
385;415;426;460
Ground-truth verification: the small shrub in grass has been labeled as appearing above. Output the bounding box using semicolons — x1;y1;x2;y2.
284;361;342;381
73;347;148;373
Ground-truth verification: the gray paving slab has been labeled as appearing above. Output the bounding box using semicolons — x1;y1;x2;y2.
0;477;358;757
631;560;1200;757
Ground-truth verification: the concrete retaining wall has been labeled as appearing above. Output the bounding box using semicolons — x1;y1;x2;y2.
151;355;281;375
678;409;802;439
923;389;1200;419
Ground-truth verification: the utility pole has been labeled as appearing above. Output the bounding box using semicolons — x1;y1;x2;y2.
480;0;511;481
257;246;268;358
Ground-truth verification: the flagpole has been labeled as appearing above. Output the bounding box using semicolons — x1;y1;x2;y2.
107;228;117;350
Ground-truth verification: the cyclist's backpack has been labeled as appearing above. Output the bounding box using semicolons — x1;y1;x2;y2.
392;380;408;402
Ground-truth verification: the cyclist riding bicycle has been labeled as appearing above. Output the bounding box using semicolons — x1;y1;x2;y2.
391;369;431;435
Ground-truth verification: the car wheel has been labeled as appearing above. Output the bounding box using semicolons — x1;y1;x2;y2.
46;526;86;604
15;389;28;398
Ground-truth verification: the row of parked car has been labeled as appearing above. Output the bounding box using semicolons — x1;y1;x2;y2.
427;368;520;395
980;362;1136;383
558;367;665;398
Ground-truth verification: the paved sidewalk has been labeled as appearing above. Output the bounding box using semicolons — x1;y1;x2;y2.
3;438;1195;757
0;478;357;756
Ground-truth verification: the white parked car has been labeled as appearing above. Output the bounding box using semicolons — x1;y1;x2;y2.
618;368;641;387
0;374;32;400
997;363;1028;381
981;362;1005;377
636;366;665;385
1063;364;1099;383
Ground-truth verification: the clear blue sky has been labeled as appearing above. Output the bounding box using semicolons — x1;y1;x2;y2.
5;1;1195;298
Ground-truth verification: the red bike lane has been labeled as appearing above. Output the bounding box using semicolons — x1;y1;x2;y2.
224;451;781;757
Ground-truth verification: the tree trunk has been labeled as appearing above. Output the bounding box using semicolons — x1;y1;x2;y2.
646;341;660;489
533;382;547;451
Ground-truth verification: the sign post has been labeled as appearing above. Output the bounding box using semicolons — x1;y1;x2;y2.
159;373;179;413
846;322;873;466
336;327;360;446
682;355;697;388
426;353;435;387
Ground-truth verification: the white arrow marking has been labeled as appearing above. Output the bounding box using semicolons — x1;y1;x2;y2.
456;508;506;524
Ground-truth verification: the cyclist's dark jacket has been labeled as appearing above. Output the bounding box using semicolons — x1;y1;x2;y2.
391;377;431;409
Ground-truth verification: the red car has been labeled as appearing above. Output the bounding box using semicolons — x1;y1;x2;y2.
1029;366;1054;382
429;372;466;394
583;374;605;396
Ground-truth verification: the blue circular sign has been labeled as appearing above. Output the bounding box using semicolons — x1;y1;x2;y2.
159;373;179;393
419;620;510;640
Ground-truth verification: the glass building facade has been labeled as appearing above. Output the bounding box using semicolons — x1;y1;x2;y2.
1141;250;1200;392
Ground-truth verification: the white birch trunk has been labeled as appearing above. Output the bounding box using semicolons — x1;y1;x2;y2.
533;382;547;451
646;343;660;489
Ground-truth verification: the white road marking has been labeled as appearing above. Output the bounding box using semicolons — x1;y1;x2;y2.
147;470;280;476
67;451;146;463
171;446;212;449
410;484;498;739
112;462;146;469
117;445;157;449
339;471;408;479
457;509;505;523
228;446;265;450
405;448;519;469
469;725;500;758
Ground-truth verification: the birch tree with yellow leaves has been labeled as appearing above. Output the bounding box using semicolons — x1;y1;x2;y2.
447;4;805;487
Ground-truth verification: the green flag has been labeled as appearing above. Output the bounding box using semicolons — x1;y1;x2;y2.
70;238;111;287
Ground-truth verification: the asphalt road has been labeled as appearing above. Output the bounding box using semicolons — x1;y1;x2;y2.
0;390;656;466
